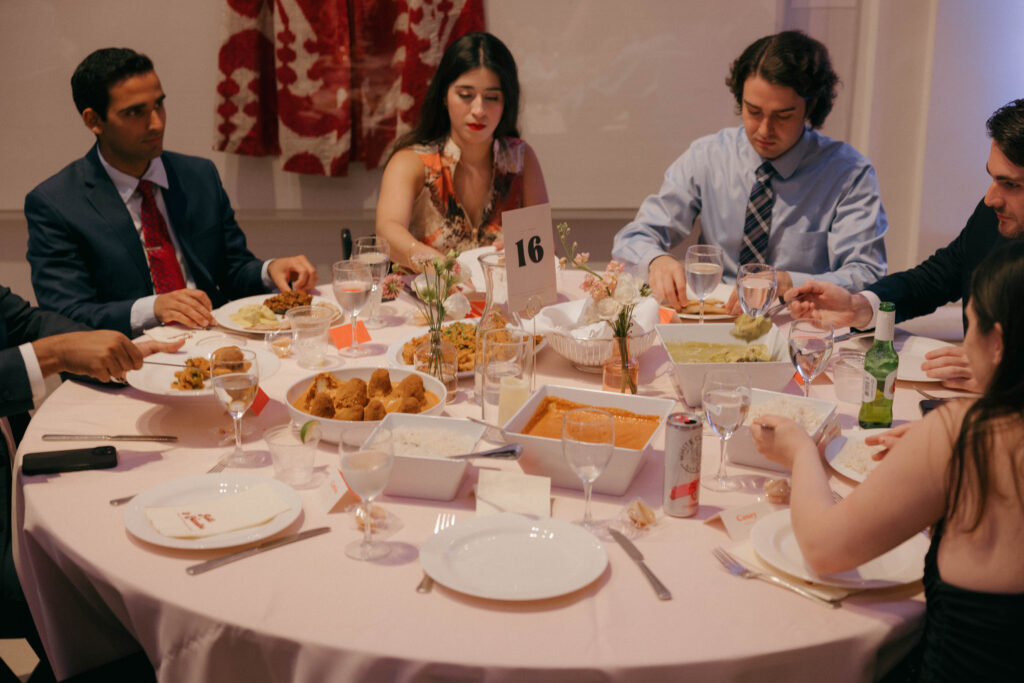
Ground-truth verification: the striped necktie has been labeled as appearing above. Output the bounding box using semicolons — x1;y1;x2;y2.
739;162;776;265
137;180;186;294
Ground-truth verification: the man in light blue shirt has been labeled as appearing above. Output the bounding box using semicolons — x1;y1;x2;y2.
613;31;888;309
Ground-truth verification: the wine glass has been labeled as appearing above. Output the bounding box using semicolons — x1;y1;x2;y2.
339;431;394;560
562;408;615;533
332;259;373;357
354;236;391;329
788;321;835;398
210;348;261;467
685;245;724;323
737;263;778;319
701;369;751;491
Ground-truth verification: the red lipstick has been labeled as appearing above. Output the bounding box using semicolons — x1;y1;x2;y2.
468;123;486;131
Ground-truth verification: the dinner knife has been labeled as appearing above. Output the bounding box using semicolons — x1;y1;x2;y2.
43;434;178;442
608;528;672;600
186;527;331;575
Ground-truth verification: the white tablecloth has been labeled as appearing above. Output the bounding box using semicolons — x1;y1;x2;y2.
13;284;930;682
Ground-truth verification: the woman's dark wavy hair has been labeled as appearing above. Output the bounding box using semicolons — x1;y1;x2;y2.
391;32;520;155
725;30;838;129
947;241;1024;530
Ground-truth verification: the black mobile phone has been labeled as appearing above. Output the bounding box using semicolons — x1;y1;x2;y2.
22;446;118;475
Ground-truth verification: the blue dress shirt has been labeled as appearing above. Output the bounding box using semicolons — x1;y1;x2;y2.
612;125;888;291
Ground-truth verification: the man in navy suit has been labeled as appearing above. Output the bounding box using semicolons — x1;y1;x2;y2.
786;99;1024;393
26;48;318;338
2;284;181;681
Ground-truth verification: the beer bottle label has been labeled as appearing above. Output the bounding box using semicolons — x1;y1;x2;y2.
882;371;897;400
861;373;878;403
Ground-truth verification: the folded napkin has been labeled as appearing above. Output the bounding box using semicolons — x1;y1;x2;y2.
475;470;551;517
146;483;291;538
142;325;195;343
729;539;856;602
533;297;660;339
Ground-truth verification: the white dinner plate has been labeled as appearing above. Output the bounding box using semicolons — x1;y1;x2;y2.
387;321;546;380
212;293;342;335
750;509;929;589
825;429;886;483
420;513;608;600
456;246;498;290
680;282;735;320
125;347;280;398
896;336;951;382
123;473;302;550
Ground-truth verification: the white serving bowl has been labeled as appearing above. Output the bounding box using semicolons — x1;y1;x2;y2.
363;414;486;501
656;323;795;406
285;367;447;446
545;328;658;372
504;384;675;495
726;388;838;473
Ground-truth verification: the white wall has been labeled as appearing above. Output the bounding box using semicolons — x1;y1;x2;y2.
1;0;1019;306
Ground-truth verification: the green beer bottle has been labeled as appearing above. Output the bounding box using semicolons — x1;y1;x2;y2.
858;302;899;428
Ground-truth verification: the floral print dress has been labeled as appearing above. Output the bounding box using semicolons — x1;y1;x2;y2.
409;136;526;252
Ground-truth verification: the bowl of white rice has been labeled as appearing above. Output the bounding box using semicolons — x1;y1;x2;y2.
726;389;838;473
363;414;487;500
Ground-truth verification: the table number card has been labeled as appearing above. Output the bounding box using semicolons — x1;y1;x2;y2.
500;203;557;314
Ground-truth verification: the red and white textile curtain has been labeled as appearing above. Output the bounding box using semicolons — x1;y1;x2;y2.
214;0;485;177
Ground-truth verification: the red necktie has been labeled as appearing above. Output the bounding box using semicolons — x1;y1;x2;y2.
137;180;186;294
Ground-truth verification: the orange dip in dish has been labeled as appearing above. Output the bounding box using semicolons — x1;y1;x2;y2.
521;397;661;450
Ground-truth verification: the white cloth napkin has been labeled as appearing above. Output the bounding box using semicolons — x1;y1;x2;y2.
475;470;551;517
533;297;660;339
142;325;195;343
729;539;855;601
146;483;291;538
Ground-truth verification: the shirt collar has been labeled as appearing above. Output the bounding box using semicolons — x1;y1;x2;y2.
96;148;169;202
739;125;810;180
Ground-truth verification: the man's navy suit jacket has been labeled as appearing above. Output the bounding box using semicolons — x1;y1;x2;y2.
26;145;267;336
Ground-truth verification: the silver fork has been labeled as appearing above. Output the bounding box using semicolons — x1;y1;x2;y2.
712;546;840;608
417;512;454;593
109;456;231;506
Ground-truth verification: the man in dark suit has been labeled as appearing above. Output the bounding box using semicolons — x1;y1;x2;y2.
786;99;1024;393
2;284;181;682
26;48;318;338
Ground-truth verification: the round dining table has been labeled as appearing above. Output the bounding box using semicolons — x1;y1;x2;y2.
13;281;937;682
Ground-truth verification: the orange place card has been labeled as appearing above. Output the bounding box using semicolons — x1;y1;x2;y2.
318;466;362;513
329;321;371;348
250;387;270;416
659;307;675;324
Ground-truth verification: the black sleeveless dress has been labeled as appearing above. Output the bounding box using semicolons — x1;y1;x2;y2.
884;522;1024;681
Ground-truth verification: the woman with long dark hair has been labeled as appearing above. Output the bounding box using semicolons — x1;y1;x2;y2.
376;32;548;269
752;243;1024;681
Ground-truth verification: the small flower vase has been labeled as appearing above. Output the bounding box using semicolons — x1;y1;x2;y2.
602;335;639;394
414;330;458;403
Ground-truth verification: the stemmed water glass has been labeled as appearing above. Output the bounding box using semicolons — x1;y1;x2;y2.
339;431;394;560
685;244;724;323
332;259;373;357
562;408;615;533
354;236;391;329
210;348;261;467
737;263;778;319
701;369;751;491
788;321;835;397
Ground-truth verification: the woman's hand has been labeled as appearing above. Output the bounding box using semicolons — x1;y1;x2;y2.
864;422;915;460
750;415;818;470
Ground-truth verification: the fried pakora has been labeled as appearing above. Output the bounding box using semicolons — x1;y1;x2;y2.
291;370;440;422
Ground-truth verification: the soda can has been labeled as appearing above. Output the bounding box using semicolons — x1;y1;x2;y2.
663;412;702;517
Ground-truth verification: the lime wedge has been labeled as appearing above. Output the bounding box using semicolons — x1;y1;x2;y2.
300;420;321;444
